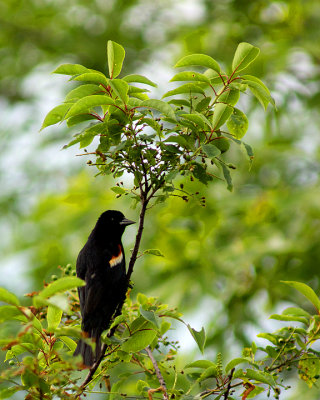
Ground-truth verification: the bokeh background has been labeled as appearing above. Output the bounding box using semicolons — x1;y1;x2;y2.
1;0;320;398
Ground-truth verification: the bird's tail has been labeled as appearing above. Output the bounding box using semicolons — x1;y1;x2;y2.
73;329;102;367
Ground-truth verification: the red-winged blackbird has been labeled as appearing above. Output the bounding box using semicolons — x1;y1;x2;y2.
73;210;135;366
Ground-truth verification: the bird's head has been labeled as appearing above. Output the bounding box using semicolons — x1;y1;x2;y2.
96;210;135;238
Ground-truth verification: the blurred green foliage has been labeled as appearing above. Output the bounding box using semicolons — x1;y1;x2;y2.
1;1;320;398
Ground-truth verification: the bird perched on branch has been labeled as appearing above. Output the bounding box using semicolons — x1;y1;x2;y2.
74;210;135;367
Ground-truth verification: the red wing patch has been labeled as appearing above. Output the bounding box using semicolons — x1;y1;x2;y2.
109;244;123;268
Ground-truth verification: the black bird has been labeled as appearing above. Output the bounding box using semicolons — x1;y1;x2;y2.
73;210;135;367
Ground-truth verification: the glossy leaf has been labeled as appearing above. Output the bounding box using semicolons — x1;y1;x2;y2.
59;336;77;352
198;365;218;381
139;306;159;328
74;72;109;86
245;369;276;387
187;324;206;353
123;74;157;87
107;40;125;79
162;83;205;98
47;305;63;332
109;79;129;103
227;108;249;139
212;103;233;129
175;54;221;73
219;161;233;192
0;287;20;306
202;143;221;158
282;281;320;312
65;84;103;101
121;329;157;353
38;277;85;299
65;95;114;119
225;357;250;373
41;103;73;130
143;248;164;257
140;99;176;120
269;314;308;324
170;71;211;84
243;80;273;110
219;89;240;106
53;63;89;75
180;114;208;130
185;360;216;369
0;305;24;322
232;42;260;74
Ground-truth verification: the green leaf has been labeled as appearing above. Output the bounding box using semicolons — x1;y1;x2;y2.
65;84;103;102
219;160;233;192
121;329;157;353
213;137;230;153
187;324;206;353
232;43;260;74
111;186;126;195
219;89;240;106
227;108;249;139
242;141;254;162
139;306;159;328
38;277;85;299
0;387;22;399
245;369;276;387
74;72;109;86
0;305;24;322
241;75;272;96
185;360;216;369
175;54;221;73
123;74;157;87
281;281;320;312
225;358;250;373
143;249;164;257
107;40;125;79
109;79;129;103
59;336;77;352
162;83;205;99
47;305;63;332
41;103;72;130
168;99;191;107
282;307;311;317
180;113;211;130
0;287;20;306
136;380;150;393
195;96;211;112
170;71;211;84
128;86;150;94
212;103;233;129
53;63;90;75
65;95;114;119
257;333;278;345
192;163;213;185
202;143;221;158
269;314;308;324
66;114;96;127
198;365;218;382
139;99;176;120
243;80;273;110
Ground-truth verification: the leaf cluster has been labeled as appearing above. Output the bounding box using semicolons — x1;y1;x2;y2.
1;274;320;399
42;41;274;200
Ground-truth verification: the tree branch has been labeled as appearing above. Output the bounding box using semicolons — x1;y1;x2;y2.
145;346;169;400
223;368;235;400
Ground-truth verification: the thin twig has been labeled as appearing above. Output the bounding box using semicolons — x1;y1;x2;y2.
145;346;169;400
223;368;235;400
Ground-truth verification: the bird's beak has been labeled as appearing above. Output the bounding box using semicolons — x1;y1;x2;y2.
120;218;135;226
